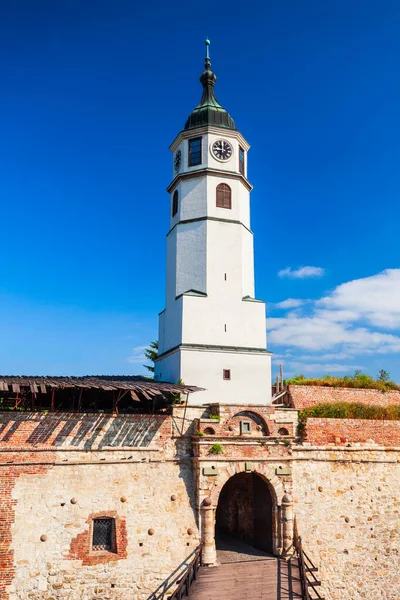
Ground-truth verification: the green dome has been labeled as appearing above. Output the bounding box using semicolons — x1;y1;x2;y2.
184;43;236;131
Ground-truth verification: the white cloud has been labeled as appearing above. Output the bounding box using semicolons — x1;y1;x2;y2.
278;266;325;279
268;314;400;354
318;269;400;329
274;298;306;309
127;345;147;364
276;361;364;375
268;269;400;357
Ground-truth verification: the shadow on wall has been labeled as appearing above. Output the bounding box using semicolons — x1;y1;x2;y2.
0;413;168;449
146;546;200;600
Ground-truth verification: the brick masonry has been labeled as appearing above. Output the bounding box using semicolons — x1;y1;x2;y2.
305;417;400;446
0;412;198;600
0;463;54;600
288;385;400;409
0;403;399;599
68;511;128;566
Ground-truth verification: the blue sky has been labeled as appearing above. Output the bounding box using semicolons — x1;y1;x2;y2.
1;0;400;380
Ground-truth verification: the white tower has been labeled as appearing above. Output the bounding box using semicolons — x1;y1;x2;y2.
154;41;272;405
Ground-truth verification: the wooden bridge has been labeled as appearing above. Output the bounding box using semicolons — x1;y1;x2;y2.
168;536;324;600
188;557;302;600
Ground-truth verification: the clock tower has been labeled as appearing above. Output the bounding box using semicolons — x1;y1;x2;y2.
154;40;272;405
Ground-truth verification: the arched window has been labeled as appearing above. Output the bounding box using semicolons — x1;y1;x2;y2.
278;427;289;436
216;183;231;209
203;427;216;435
172;190;178;217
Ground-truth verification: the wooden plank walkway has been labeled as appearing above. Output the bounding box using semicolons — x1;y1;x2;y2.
188;558;303;600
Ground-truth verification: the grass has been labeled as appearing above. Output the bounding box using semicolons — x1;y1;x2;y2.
285;370;399;392
209;443;223;455
299;402;400;421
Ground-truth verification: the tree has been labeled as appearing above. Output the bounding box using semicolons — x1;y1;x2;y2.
378;370;390;383
143;340;158;373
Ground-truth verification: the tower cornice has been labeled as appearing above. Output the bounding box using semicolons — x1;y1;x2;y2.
170;126;250;153
166;166;253;193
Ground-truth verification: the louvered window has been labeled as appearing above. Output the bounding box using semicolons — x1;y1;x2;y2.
216;183;232;209
92;518;115;552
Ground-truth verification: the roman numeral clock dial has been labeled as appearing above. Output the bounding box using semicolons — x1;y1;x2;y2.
174;149;182;173
211;139;233;161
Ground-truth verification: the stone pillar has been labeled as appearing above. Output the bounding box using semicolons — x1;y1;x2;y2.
201;497;217;565
272;504;281;555
281;493;294;558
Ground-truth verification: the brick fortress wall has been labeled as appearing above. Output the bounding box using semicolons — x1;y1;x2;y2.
287;384;400;446
0;412;199;600
305;417;400;445
288;385;400;409
293;446;400;600
287;385;400;599
2;402;400;600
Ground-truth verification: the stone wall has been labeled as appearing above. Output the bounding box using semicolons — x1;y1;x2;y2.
288;385;400;409
293;446;400;600
0;412;199;600
2;406;400;600
305;417;400;446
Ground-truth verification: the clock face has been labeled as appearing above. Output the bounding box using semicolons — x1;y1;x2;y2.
211;139;233;161
174;150;182;173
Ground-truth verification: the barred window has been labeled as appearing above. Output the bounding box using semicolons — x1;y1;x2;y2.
92;518;115;552
188;137;202;166
216;183;232;209
172;190;178;217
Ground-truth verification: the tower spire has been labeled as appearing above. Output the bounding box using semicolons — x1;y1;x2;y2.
205;37;211;68
184;39;236;131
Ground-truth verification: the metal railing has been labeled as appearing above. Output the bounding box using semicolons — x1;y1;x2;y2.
168;544;202;600
294;535;324;600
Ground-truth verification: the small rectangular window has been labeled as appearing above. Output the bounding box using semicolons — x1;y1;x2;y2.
172;190;178;217
223;369;231;380
92;518;115;552
240;421;251;434
239;146;245;175
188;137;202;166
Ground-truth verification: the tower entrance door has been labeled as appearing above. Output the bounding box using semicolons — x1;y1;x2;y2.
215;472;273;554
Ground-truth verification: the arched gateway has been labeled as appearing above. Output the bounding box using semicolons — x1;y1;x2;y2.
216;472;273;553
201;465;294;565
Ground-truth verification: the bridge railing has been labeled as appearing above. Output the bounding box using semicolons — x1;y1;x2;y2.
294;535;324;600
167;544;202;600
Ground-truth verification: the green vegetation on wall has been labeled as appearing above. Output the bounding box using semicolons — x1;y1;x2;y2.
299;402;400;421
286;370;399;392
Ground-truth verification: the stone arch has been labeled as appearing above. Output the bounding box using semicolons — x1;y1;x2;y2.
216;472;274;553
209;463;284;508
201;463;286;558
227;411;270;436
